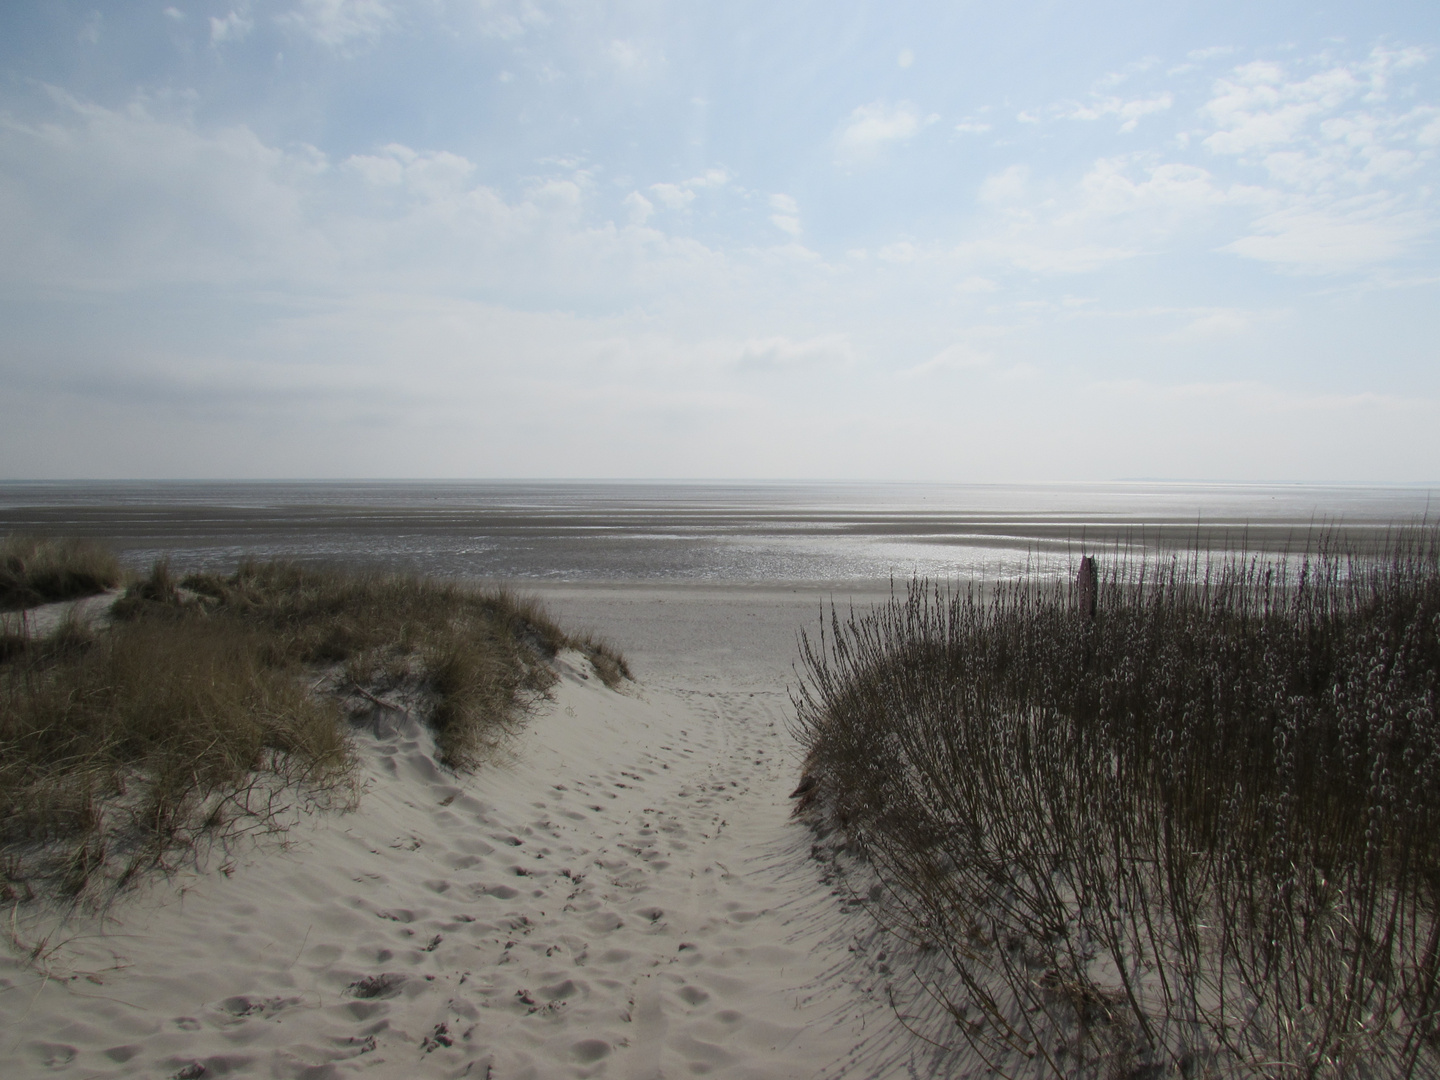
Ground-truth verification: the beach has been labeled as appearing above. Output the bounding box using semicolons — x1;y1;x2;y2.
3;481;1437;1078
1;580;970;1079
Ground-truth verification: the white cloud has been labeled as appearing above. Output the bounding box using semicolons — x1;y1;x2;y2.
163;7;184;20
838;102;921;161
1066;157;1262;223
471;0;549;40
648;182;694;210
955;120;991;134
898;49;914;69
1065;93;1174;133
79;12;103;44
1165;310;1259;343
346;144;477;198
1224;198;1430;273
609;39;642;70
766;194;800;235
1202;62;1361;156
736;334;854;371
210;10;254;44
971;48;1437;283
1000;242;1136;274
978;165;1028;205
0;92;738;306
623;191;653;225
1183;50;1440;273
909;342;993;376
687;168;731;188
955;275;996;293
878;242;917;263
279;0;395;49
640;169;732;214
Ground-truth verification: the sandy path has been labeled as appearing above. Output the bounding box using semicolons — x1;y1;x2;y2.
0;584;965;1079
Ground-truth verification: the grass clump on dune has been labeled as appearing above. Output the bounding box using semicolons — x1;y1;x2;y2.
1;554;629;903
0;535;120;612
792;529;1440;1079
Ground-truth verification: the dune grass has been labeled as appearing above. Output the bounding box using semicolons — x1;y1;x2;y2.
0;535;121;612
792;529;1440;1078
1;554;629;904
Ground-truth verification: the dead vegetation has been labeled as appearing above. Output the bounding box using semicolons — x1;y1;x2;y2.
792;528;1440;1079
1;547;629;905
0;534;120;612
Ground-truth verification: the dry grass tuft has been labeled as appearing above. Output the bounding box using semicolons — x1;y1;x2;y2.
0;535;121;612
792;527;1440;1079
1;554;630;904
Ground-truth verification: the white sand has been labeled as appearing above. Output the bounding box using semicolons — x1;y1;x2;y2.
0;583;981;1079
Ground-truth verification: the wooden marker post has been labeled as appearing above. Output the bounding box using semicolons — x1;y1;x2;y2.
1077;555;1097;623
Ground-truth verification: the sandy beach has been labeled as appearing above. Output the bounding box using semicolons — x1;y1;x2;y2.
0;582;969;1079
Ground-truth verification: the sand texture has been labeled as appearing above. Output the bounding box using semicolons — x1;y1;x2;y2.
0;585;980;1079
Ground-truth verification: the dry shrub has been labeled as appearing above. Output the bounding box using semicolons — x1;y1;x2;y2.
176;562;622;765
2;555;630;903
793;528;1440;1079
1;612;348;898
573;631;633;688
0;535;121;611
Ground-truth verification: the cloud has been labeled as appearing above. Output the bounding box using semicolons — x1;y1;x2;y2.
978;165;1028;205
1202;62;1361;156
0;89;328;290
687;168;732;188
837;102;921;161
736;334;854;372
955;120;991;134
1164;309;1260;342
1000;242;1136;274
278;0;395;50
210;10;254;44
1199;48;1433;165
955;275;996;293
909;342;993;377
648;182;694;210
471;0;550;40
0;91;744;309
898;49;914;69
1182;50;1440;272
623;191;653;225
1224;198;1430;273
767;194;800;235
642;169;732;213
961;46;1436;283
346;143;478;198
1064;93;1174;133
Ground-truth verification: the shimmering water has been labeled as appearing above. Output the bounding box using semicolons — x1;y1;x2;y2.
0;480;1432;585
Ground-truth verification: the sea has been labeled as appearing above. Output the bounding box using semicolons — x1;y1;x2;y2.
0;481;1433;586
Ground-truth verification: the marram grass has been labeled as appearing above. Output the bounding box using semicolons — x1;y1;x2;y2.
1;552;629;904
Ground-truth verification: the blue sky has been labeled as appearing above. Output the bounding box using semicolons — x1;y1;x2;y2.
1;1;1438;481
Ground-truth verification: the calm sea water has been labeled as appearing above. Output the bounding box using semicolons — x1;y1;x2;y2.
0;481;1433;585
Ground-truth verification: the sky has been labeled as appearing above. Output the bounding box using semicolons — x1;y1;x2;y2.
1;1;1438;482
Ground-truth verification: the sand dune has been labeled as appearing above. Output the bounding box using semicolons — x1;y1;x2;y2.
0;585;978;1079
